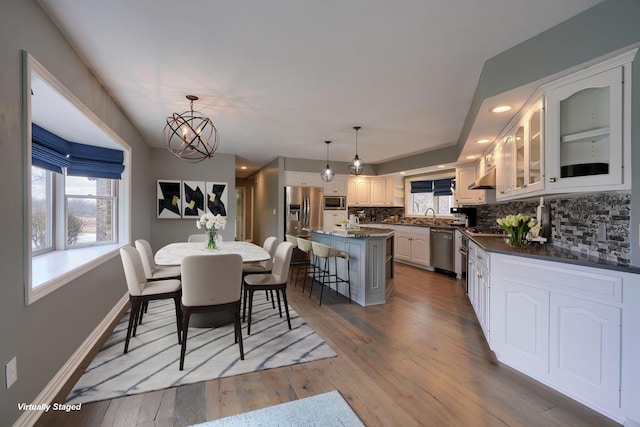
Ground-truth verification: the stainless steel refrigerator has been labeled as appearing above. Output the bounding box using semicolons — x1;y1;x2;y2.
284;186;323;237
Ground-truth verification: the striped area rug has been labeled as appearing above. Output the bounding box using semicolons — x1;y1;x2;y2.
65;294;336;405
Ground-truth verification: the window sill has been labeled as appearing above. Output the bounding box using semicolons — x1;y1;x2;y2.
29;243;125;304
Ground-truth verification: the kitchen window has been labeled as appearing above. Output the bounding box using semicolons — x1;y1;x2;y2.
405;175;455;216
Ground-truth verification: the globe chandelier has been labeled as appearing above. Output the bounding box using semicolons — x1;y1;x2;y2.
163;95;219;162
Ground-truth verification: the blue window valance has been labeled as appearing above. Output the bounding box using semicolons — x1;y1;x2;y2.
32;124;124;179
410;180;433;193
433;178;454;196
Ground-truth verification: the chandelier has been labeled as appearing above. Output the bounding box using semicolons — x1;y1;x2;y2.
163;95;219;162
348;125;365;175
320;140;335;182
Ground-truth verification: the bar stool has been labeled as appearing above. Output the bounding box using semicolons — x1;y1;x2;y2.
285;234;305;282
309;241;351;306
295;237;314;291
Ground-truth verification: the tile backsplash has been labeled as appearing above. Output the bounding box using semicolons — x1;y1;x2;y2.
472;191;631;265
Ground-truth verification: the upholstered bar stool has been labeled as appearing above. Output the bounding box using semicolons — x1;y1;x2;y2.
285;234;305;282
309;241;351;306
295;237;314;291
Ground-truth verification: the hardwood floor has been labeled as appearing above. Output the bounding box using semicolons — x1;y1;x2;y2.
36;263;619;427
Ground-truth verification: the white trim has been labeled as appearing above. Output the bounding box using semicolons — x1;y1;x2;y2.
23;51;133;305
30;244;125;303
12;294;128;427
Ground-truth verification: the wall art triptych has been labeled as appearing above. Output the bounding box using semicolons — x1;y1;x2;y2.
157;180;228;219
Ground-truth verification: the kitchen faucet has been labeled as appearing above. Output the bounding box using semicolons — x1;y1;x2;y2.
424;207;436;225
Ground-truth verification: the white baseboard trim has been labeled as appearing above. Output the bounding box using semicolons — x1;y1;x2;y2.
12;293;128;427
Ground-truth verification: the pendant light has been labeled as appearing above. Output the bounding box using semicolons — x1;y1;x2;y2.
348;126;365;175
320;140;335;182
163;95;219;162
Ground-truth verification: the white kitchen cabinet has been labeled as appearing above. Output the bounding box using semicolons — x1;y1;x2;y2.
323;210;347;228
455;165;480;204
285;171;324;188
468;241;490;340
545;65;626;191
495;135;513;200
347;177;371;206
491;253;627;420
549;292;621;410
323;174;347;195
370;178;387;205
393;226;430;268
512;99;544;197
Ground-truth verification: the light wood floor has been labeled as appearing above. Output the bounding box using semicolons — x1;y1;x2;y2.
36;263;619;427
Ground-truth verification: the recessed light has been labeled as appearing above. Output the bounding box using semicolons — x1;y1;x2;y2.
399;171;406;175
491;105;512;113
437;165;446;168
466;155;478;159
240;166;247;170
476;139;491;144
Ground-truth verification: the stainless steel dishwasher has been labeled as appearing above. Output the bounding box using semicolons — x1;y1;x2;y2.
430;228;454;272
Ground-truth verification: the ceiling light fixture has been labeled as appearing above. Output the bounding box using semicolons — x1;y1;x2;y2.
348;126;365;176
491;105;512;113
163;95;219;162
476;139;491;144
320;140;335;182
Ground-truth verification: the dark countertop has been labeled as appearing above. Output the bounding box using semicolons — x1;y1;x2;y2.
465;231;640;275
306;226;394;238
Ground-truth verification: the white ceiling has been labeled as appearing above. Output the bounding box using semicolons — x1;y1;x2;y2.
37;0;603;177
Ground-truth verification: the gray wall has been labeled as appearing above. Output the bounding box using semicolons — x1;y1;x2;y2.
458;0;640;265
149;149;237;250
252;157;284;245
0;2;153;425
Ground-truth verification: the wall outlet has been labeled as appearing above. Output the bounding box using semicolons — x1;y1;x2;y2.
272;208;276;215
6;357;17;389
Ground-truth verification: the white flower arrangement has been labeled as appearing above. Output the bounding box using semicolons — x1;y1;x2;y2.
496;213;537;247
196;212;226;231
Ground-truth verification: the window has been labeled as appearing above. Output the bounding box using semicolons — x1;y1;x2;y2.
31;166;54;254
25;52;131;304
405;175;455;216
65;176;117;247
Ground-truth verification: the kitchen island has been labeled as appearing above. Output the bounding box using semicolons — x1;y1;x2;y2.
307;226;394;306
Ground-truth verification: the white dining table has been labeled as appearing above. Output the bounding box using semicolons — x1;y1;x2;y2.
155;241;270;328
155;241;270;266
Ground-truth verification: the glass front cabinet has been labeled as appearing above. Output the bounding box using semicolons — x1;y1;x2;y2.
515;100;544;196
544;66;625;190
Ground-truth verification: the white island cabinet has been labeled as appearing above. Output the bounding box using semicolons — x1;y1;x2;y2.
489;252;640;423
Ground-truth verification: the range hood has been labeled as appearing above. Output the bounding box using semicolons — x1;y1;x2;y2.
468;167;496;190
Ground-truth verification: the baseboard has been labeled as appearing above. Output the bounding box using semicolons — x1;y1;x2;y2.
12;293;128;427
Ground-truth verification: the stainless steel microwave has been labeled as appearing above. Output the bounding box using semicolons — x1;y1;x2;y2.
323;196;347;210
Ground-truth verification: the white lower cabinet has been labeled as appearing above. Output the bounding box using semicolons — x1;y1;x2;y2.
549;292;621;410
490;253;631;422
468;241;490;340
393;227;430;267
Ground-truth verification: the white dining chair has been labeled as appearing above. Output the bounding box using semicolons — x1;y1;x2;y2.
242;236;278;318
179;253;244;370
243;242;293;335
135;239;181;280
119;246;182;354
187;234;207;242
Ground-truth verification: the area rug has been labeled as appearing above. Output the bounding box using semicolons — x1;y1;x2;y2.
190;391;364;427
65;294;336;405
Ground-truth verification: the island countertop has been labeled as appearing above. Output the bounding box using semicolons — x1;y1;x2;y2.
305;226;394;238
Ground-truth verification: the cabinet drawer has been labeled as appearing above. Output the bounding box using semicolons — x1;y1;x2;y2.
469;242;489;270
498;256;622;306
